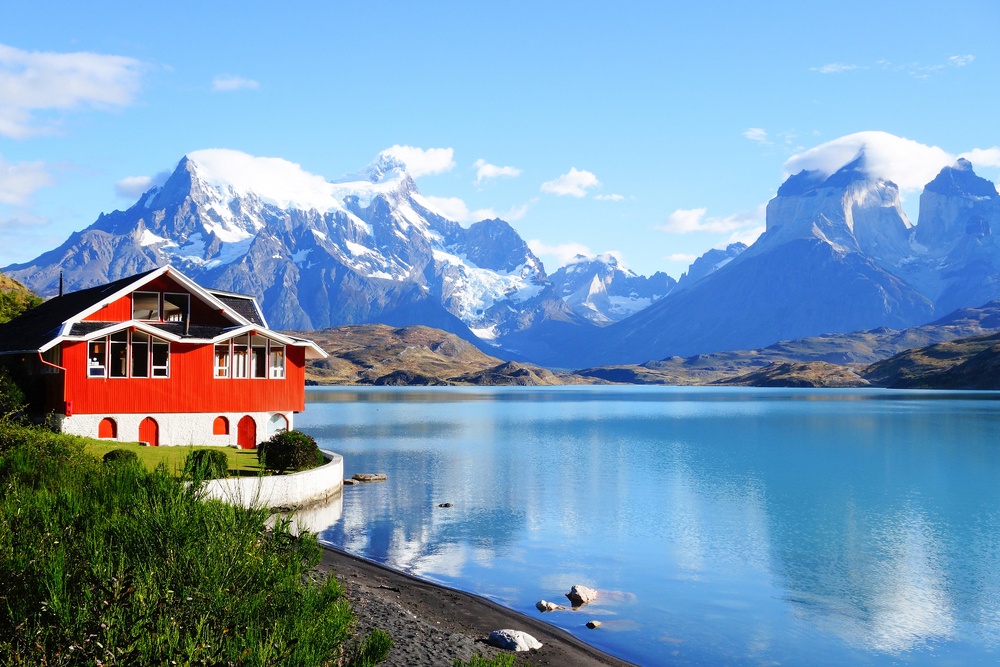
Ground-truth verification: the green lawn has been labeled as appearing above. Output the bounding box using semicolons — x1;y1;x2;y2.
84;441;264;476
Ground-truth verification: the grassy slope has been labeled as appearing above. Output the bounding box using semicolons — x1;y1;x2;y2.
0;271;42;324
862;332;1000;389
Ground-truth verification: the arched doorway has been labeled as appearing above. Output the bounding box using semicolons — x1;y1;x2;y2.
237;416;256;449
267;413;288;436
98;417;117;439
138;417;159;447
213;416;229;435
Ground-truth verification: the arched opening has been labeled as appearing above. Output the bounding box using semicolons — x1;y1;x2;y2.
213;416;230;435
267;413;289;436
237;416;256;449
139;417;159;447
98;418;117;439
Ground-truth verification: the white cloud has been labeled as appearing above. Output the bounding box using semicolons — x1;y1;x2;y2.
473;159;521;185
114;170;170;199
212;74;260;92
540;168;601;197
594;193;625;202
659;206;764;235
949;54;975;67
379;145;456;177
743;127;770;144
527;240;594;267
784;131;955;193
959;147;1000;168
0;42;144;138
0;156;53;206
726;225;766;248
666;253;697;263
811;63;866;74
421;195;529;224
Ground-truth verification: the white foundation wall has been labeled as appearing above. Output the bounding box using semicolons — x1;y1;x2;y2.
59;411;295;447
202;451;344;510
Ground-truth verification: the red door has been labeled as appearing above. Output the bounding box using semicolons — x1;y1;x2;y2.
237;416;256;449
139;417;159;447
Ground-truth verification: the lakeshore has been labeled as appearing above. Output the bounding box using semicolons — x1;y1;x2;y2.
319;545;635;667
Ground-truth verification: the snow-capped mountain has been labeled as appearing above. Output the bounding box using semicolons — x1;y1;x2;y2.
548;253;675;325
579;153;990;366
5;150;584;355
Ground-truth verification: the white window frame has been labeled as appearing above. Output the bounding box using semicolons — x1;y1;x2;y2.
163;292;190;323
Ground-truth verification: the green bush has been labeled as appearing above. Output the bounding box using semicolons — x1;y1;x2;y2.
454;655;526;667
0;368;25;421
183;448;229;479
0;422;389;666
258;429;324;474
102;448;139;465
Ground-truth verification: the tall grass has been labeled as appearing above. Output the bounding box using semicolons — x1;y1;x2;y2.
0;420;390;666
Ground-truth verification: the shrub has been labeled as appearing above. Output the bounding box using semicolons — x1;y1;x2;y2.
183;448;229;479
0;368;25;421
102;448;139;465
258;429;324;474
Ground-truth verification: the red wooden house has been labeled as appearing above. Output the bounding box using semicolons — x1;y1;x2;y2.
0;266;326;448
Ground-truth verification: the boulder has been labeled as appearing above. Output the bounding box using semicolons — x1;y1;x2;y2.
586;620;602;629
565;585;598;607
535;600;566;612
352;473;387;483
487;629;543;652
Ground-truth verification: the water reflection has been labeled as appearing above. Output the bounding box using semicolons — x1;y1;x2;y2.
299;387;1000;666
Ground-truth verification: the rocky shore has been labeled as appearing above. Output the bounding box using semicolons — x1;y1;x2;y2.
318;546;636;667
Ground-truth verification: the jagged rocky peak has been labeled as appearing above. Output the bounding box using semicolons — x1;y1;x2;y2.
549;253;675;325
916;159;1000;248
760;150;911;262
677;242;747;289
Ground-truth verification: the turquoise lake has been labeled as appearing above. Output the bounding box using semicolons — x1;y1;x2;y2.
296;386;1000;666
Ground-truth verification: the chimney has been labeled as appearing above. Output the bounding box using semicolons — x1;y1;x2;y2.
58;271;63;298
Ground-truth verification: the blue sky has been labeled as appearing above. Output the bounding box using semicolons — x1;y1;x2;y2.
2;1;1000;278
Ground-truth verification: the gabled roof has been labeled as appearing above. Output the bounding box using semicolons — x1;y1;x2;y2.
0;266;327;359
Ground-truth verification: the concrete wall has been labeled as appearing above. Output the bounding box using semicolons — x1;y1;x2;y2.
59;410;294;447
201;450;343;510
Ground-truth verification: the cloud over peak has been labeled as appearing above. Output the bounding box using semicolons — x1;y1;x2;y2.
379;145;456;177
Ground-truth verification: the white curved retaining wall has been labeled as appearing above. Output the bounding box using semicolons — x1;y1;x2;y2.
201;450;343;510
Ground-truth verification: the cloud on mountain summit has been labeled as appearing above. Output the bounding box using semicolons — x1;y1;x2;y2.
379;146;456;177
784;131;986;193
0;43;145;138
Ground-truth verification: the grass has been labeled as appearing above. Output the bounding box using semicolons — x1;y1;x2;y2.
0;419;390;666
84;440;265;476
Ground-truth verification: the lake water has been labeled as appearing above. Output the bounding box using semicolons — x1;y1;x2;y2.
296;386;1000;666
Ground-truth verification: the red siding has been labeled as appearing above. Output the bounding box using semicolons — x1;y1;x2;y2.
83;275;233;327
63;341;306;414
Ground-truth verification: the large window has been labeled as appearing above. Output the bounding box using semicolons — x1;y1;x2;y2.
214;336;286;379
87;331;169;379
132;292;160;320
163;293;189;323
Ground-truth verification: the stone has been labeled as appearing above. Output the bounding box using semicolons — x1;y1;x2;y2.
343;478;357;486
535;599;566;612
438;502;453;508
487;629;543;652
586;620;602;629
352;473;387;483
565;585;598;607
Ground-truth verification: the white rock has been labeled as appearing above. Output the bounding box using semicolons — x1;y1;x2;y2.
565;585;599;607
586;620;602;629
487;629;543;652
535;599;566;612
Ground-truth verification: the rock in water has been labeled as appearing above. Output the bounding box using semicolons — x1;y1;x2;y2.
535;599;566;612
487;629;543;652
352;473;387;483
566;585;599;607
586;620;602;629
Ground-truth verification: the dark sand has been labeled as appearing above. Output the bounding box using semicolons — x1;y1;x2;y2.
318;546;638;667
